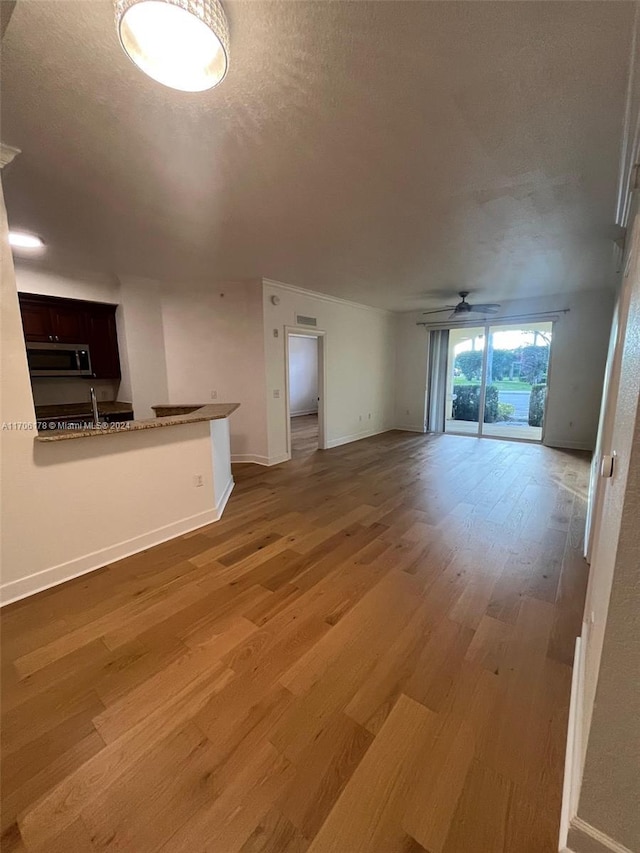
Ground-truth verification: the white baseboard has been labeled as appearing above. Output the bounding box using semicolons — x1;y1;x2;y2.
325;426;394;449
544;438;593;451
231;453;269;465
560;630;587;849
215;475;235;516
557;625;632;853
291;409;318;417
267;452;292;465
565;818;635;853
231;452;291;466
394;425;427;433
0;478;235;607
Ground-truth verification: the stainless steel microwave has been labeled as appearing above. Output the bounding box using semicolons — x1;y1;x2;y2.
26;342;93;377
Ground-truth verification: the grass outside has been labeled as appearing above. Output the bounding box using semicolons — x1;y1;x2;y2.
453;378;533;391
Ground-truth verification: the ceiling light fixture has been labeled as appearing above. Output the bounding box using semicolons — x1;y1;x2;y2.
114;0;229;92
8;231;45;250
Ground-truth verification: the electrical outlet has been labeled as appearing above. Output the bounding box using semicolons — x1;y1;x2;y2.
368;413;371;419
210;390;218;400
273;389;280;399
193;474;204;488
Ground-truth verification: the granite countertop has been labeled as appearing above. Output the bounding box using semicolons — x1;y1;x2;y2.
35;403;240;442
35;401;134;419
152;404;212;416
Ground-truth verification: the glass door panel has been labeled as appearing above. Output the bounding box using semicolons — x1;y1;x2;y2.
444;327;486;436
482;322;552;441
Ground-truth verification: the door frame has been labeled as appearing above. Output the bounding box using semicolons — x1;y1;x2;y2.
444;319;555;443
284;326;327;456
584;253;633;561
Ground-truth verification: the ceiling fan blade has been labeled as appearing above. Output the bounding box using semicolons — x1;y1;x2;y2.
469;303;501;312
421;308;454;315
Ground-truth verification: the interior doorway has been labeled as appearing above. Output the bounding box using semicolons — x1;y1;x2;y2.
430;321;554;442
285;329;326;457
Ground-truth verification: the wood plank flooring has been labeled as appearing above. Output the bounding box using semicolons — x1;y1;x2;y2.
291;414;319;456
0;432;590;853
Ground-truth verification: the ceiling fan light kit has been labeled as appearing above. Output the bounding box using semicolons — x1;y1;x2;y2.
114;0;230;92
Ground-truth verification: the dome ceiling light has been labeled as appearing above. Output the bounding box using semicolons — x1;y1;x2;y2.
9;231;45;250
114;0;230;92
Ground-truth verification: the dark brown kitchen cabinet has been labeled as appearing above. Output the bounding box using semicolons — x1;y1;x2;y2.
19;299;53;342
18;293;121;379
50;302;88;343
87;306;121;380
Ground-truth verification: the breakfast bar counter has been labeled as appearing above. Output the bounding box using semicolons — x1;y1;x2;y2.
35;403;239;442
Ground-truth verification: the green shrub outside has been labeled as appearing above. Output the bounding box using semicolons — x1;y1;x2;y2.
455;351;483;381
497;402;515;422
529;384;547;426
452;385;499;423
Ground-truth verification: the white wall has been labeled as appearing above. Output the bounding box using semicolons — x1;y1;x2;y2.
395;290;614;451
0;184;233;605
394;312;429;432
288;335;318;416
564;207;640;853
117;277;169;419
161;280;268;461
263;279;396;462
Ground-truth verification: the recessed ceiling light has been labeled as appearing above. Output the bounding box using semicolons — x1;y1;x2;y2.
115;0;230;93
8;231;45;250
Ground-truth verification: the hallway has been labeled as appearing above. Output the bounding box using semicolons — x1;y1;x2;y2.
1;432;590;852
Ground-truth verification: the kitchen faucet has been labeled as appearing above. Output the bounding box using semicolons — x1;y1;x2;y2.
90;387;100;428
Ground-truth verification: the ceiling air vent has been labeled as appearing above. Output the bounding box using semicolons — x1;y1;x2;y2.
296;315;317;327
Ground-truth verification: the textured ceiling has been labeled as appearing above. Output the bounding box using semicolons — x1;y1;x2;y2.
1;1;634;310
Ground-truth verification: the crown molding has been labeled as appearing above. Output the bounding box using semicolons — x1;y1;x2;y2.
0;143;21;169
262;278;393;316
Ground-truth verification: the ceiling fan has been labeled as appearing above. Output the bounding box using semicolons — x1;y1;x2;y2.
422;291;501;320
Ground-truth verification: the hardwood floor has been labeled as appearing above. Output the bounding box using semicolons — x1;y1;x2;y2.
291;414;319;456
0;432;590;853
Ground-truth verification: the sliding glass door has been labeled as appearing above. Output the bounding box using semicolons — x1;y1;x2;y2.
443;322;553;442
482;323;552;440
444;326;486;435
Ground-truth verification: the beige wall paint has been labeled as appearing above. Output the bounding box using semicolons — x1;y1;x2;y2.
0;184;232;605
116;278;169;419
568;211;640;853
395;289;613;451
263;280;396;462
394;313;429;432
161;280;268;461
